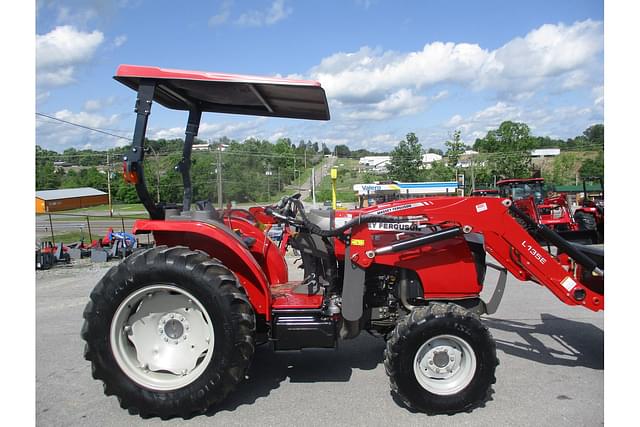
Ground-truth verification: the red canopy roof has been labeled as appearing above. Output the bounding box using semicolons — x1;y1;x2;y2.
114;65;330;121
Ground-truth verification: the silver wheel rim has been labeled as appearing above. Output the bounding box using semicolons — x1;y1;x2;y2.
110;284;215;391
413;334;477;395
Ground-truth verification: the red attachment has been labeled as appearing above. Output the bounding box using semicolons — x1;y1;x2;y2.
341;197;603;311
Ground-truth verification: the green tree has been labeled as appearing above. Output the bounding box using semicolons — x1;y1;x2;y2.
583;124;604;146
444;130;466;166
387;132;424;182
473;121;534;179
579;151;604;179
423;160;455;181
334;144;351;157
547;153;579;185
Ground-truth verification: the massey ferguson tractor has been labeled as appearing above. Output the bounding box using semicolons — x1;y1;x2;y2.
82;65;605;419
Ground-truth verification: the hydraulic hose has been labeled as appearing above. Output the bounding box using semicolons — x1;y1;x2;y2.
509;204;602;275
286;197;407;237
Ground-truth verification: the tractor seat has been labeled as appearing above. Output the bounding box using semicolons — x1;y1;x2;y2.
305;209;334;231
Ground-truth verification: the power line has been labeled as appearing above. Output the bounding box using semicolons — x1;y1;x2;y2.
36;112;132;141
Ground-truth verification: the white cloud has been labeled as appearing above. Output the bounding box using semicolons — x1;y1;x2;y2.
83;96;116;112
36;109;125;149
149;118;268;142
438;100;601;148
345;88;427;120
209;0;233;27
309;20;603;104
592;85;604;109
432;90;449;101
446;114;463;127
113;35;127;47
237;0;292;27
36;25;104;87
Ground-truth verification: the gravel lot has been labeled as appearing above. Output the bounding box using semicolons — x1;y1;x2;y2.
36;256;603;426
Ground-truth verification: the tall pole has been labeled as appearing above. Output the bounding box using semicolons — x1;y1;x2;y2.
471;154;476;193
311;167;316;208
217;145;223;208
106;153;113;217
331;167;337;210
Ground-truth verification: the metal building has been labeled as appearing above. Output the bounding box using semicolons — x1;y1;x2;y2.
35;187;109;213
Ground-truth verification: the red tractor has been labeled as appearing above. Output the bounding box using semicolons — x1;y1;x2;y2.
82;65;604;419
572;177;604;240
496;177;599;243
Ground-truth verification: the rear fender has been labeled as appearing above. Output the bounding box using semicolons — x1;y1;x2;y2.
222;216;288;285
132;219;272;319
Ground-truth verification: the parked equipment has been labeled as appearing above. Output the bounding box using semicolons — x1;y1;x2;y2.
82;65;604;418
496;177;599;243
36;241;71;269
573;177;604;239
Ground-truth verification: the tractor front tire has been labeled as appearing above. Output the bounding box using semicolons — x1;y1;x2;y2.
574;211;597;231
384;303;497;414
81;246;255;419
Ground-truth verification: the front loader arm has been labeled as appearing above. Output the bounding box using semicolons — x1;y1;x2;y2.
350;197;603;311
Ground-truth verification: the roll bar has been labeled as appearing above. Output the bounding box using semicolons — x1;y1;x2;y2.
123;80;202;219
116;65;330;219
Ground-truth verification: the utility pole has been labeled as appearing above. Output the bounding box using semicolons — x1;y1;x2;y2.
217;145;223;208
471;154;476;193
265;165;272;202
311;166;316;208
106;153;113;217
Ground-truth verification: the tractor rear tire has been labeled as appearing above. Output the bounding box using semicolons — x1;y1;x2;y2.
574;211;597;231
384;303;497;414
81;246;255;419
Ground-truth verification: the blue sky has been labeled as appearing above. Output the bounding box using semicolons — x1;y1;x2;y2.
35;0;604;153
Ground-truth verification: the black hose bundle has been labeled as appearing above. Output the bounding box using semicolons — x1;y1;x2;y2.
286;197;407;237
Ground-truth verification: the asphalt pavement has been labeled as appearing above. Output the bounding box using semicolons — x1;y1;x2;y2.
36;257;603;426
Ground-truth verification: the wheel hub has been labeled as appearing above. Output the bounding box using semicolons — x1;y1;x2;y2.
420;343;461;378
414;335;477;395
159;313;189;341
110;285;215;390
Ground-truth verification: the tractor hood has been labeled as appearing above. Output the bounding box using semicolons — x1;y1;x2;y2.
114;64;330;121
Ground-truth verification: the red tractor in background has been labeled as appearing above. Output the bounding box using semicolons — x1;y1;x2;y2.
81;65;604;419
496;177;600;243
573;177;604;240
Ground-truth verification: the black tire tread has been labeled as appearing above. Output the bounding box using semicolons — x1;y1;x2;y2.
574;211;597;231
82;245;255;419
384;302;497;415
